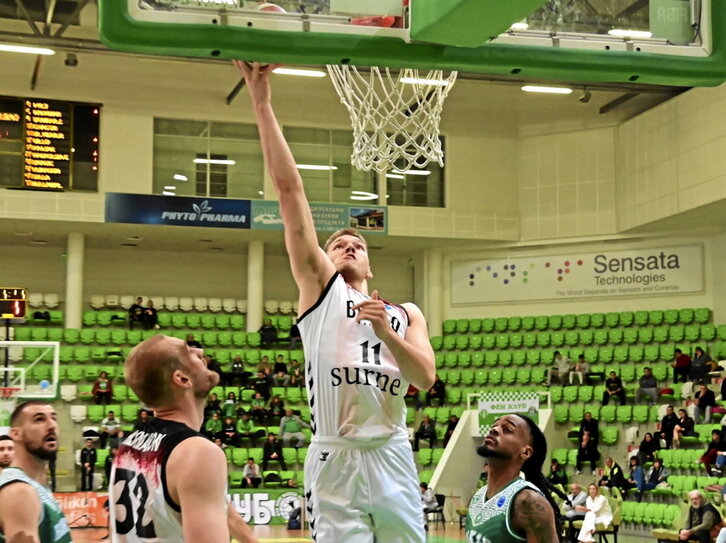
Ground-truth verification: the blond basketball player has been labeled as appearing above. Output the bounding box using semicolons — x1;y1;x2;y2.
109;335;257;543
235;60;436;543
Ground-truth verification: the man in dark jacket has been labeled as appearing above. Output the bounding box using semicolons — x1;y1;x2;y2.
80;438;97;491
578;411;600;447
694;383;717;423
598;457;627;494
413;414;436;451
680;490;722;543
602;371;625;405
658;405;679;449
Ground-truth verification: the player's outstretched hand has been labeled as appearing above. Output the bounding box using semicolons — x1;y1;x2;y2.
352;290;394;341
232;60;282;107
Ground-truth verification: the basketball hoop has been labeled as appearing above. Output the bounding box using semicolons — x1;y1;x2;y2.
0;387;20;401
327;65;457;172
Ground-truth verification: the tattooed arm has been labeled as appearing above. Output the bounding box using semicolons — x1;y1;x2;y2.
511;489;560;543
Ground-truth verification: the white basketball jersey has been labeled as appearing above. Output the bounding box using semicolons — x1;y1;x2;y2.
298;272;410;440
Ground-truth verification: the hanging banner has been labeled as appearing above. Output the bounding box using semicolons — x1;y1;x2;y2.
452;245;704;304
229;488;303;525
54;492;109;528
251;201;387;234
477;391;540;437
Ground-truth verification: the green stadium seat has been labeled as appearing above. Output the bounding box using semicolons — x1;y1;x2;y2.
694;308;711;324
516;368;531;384
701;324;716;341
521;332;536;348
59;346;74;363
582;348;597;364
553;406;568;424
530;368;546;384
599;347;614;363
455;335;469;350
186;314;202;329
617;311;633;327
592;330;607;346
110;329;126;345
563;386;578;403
488;370;502;385
653;326;668;343
512;351;526;366
503;369;517;385
74;347;91;363
230;315;245;331
552;448;568;465
536;332;550;348
648;310;664;326
638;327;654;344
550;332;564;347
217;332;232;347
471;353;484;368
550;387;563;404
94;329;111;345
668;326;684;342
442;336;456;351
445;369;461;386
154;313;170;328
578;386;593;403
567;449;578;467
616;405;633;423
630;346;644;363
417;449;432;465
87;405;104;423
605;312;619;328
621;328;637;345
446;389;462;404
126;330;142;345
520;316;534;331
620;365;635;382
644;345;659;362
30;328;47;342
494;334;509;349
95;448;110;470
508;316;522;332
46;328;62;343
419;470;433;484
509;333;523;349
430;336;443;351
444;353;458;368
579;330;594;346
564;331;578;347
575;314;590;329
462;369;476;386
569;405;584;423
534;315;548;330
561;314;576;329
612;346;627;363
524;350;540;366
442;320;456;334
685;325;700;342
601;427;619;445
590;313;605;328
200;315;215;330
494;317;508;333
601;405;616;423
541;351;555;365
468;319;482;333
96;311;113;327
499;351;513;367
477;318;492;334
678;308;694;324
631;311;647;327
633;405;649;424
170;314;185;328
469;335;482;350
549;315;562;330
82;311;96;327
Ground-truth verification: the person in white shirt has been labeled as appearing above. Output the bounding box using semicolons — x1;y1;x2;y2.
242;457;262;489
420;482;438;530
563;483;587;542
576;483;613;543
548;351;573;386
100;410;122;449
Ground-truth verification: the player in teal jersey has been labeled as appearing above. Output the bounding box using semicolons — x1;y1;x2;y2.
466;414;561;543
0;401;71;543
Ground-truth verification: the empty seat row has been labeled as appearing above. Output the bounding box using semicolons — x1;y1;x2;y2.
90;295;249;313
27;293;61;309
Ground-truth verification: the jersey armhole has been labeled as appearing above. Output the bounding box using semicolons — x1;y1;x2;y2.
160;433;202;513
0;479;45;526
297;272;339;324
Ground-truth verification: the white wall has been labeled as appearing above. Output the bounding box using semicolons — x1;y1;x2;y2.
0;246;66;295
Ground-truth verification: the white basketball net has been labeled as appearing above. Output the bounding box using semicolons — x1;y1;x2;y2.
327;65;457;173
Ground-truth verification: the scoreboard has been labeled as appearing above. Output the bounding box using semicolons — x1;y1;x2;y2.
0;96;100;191
0;288;27;319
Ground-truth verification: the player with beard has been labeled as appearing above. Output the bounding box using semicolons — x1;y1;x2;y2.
109;335;257;543
466;414;561;543
0;435;14;472
0;401;71;542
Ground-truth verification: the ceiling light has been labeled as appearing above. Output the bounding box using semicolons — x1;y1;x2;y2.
392;169;431;176
14;231;33;237
199;239;213;243
30;240;48;245
385;173;404;179
0;44;55;55
173;174;188;181
162;191;176;196
400;77;451;87
120;243;137;249
510;22;529;30
521;85;573;95
126;236;143;241
193;158;236;165
258;191;264;195
296;164;338;171
608;29;653;39
350;191;379;201
164;185;176;190
273;67;327;77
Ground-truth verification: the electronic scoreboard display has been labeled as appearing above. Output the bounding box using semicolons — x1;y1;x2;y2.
0;97;100;190
0;288;27;319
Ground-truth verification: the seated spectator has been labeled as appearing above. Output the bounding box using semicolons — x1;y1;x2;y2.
625;456;645;502
443;414;459;448
236;414;265;445
598;457;627;494
576;484;613;543
634;367;658;404
547;459;568;488
204;392;221;419
691;346;716;384
637;432;658;465
699;429;726;476
253;371;272;402
128;297;144;330
426;376;446;407
578;412;600;447
262;433;286;471
656;405;679;449
213;437;226;450
563;482;587;543
93;371;113;405
642;458;669;491
269;395;286;422
576;432;600;476
225;355;251;387
548;350;572;386
570;354;591;385
273;354;290;387
673;408;697;449
420;482;438;528
258;355;272;373
290;368;304;389
223;392;238;418
242;457;262;488
134;408;153;430
405;384;422;410
288;320;302;349
100;410;122;449
249;392;269;425
259;319;278;347
601;371;625;406
680;490;722;543
672;348;692;383
279;408;310;448
142;299;158;330
204;412;223;440
413;414;436;452
206;356;223;383
186;333;203;348
222;416;239;447
694;383;717;423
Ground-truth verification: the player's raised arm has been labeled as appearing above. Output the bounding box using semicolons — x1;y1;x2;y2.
233;61;334;305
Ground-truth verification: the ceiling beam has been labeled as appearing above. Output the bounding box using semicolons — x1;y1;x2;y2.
13;0;41;36
53;0;92;38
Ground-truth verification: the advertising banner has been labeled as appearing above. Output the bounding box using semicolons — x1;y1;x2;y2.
452;245;704;304
229;488;303;525
54;492;108;528
251;200;387;234
477;391;540;437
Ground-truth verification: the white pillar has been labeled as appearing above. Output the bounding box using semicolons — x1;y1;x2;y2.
246;240;264;333
64;232;84;329
426;249;443;337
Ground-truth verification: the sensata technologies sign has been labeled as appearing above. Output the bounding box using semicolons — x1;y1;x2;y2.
105;193;250;229
451;245;704;303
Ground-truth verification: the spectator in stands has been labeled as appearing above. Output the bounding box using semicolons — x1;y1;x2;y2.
601;371;625;406
204;412;223;440
547;459;568;488
259;318;278;347
290;367;304;389
598;457;627;494
642;458;669;492
672;348;692;383
634;367;658;404
699;429;726;476
80;438;97;491
420;482;438;529
691;346;716;384
657;405;679;449
92;371;113;405
288;320;302;349
625;456;645;502
253;370;272;401
206;356;223;383
426;376;446;407
186;333;202;348
673;408;697;449
134;408;153;430
128;296;144;330
548;350;572;386
258;355;271;373
213;437;226;450
578;412;600;447
576;431;599;476
250;392;269;425
680;490;722;543
204;392;221;419
570;354;590;385
637;432;658;465
273;354;290;387
694;383;717;423
405;384;422;410
222;392;238;419
236;413;265;445
242;457;262;488
226;355;250;387
576;483;613;543
443;414;459;448
269;395;286;423
280;408;310;448
262;433;286;471
222;416;239;447
0;435;15;471
563;482;587;543
100;410;122;449
413;414;436;452
142;299;158;330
